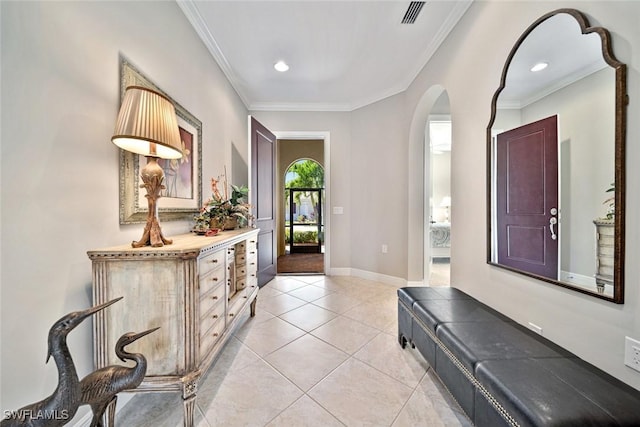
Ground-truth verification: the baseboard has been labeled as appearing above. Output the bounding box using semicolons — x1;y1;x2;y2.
327;267;409;287
405;280;425;287
327;267;352;276
560;270;595;287
349;269;407;288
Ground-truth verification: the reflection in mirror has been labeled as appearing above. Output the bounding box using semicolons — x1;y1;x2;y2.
487;9;626;303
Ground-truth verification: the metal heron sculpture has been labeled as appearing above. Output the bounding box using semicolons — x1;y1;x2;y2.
1;297;123;427
79;327;160;427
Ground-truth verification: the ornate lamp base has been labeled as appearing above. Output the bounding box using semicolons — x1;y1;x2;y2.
132;157;173;248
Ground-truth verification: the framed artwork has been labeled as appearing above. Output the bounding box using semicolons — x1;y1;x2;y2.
118;56;202;224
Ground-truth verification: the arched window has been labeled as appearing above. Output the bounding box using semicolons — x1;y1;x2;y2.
284;159;324;253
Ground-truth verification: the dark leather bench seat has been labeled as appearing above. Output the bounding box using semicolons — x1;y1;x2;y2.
397;287;640;427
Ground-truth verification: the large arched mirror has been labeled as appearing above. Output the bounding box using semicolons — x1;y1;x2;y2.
487;9;627;303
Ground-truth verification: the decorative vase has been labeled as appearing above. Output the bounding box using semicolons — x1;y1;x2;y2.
210;217;238;230
223;217;238;230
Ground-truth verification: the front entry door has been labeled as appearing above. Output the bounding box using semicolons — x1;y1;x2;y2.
496;115;558;279
250;117;277;287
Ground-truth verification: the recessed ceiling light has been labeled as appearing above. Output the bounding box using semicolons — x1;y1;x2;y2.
274;61;289;72
530;62;548;72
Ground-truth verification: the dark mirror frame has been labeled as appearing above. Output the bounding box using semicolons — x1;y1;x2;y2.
486;8;628;303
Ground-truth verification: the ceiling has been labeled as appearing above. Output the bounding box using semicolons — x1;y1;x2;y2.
177;0;473;112
498;12;607;109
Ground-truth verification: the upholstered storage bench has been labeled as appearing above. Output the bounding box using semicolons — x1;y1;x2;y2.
397;287;640;426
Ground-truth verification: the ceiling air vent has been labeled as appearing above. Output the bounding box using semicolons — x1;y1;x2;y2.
401;1;426;24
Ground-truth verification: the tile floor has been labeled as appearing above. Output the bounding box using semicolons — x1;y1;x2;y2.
116;275;470;426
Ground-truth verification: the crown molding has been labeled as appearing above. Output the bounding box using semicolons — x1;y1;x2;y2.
176;0;250;109
179;0;473;113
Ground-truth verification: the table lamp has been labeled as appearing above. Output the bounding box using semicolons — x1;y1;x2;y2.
111;86;183;248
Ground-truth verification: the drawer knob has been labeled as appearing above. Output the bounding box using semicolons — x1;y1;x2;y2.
211;259;218;263
211;295;218;300
213;332;219;337
212;315;218;319
229;313;235;317
211;277;218;282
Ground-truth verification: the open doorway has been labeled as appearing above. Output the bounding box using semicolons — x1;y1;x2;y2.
426;92;451;286
276;140;325;274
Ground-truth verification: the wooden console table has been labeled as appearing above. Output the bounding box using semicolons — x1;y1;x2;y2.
87;228;260;426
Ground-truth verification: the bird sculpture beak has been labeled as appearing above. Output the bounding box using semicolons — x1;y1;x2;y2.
76;297;124;324
117;327;161;362
46;297;123;363
131;327;161;342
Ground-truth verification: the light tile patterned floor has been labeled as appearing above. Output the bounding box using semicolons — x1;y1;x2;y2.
115;275;470;426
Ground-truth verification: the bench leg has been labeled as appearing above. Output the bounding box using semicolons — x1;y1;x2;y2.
399;332;408;349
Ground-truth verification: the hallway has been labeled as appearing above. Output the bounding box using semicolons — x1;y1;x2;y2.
115;275;469;426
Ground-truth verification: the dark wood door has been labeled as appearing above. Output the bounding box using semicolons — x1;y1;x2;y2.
496;115;558;279
250;117;277;287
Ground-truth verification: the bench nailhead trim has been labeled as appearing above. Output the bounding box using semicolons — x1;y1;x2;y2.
399;299;520;427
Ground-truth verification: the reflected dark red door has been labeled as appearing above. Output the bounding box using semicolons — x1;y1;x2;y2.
250;117;277;287
496;115;558;279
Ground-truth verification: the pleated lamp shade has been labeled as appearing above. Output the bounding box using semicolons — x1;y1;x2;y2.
112;86;183;160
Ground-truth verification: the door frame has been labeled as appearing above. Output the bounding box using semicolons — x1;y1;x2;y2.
273;131;331;275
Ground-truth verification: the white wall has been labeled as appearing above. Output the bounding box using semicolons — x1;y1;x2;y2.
404;0;640;389
350;93;408;279
0;0;248;418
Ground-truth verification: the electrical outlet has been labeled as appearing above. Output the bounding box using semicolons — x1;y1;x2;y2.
624;336;640;372
381;244;388;254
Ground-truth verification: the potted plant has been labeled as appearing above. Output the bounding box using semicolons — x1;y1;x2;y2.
193;171;252;233
603;182;615;219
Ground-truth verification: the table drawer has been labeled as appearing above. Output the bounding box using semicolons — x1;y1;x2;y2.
236;264;247;278
246;253;257;272
200;281;225;315
199;267;225;296
235;252;248;266
235;241;247;255
200;318;226;359
200;300;225;338
199;249;226;278
227;288;248;320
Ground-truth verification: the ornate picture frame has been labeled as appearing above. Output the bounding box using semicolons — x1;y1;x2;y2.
118;56;202;224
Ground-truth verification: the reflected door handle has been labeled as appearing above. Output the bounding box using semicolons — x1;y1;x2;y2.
549;217;557;240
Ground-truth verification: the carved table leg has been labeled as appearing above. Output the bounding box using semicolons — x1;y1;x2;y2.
182;376;198;427
182;394;196;427
250;296;257;317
